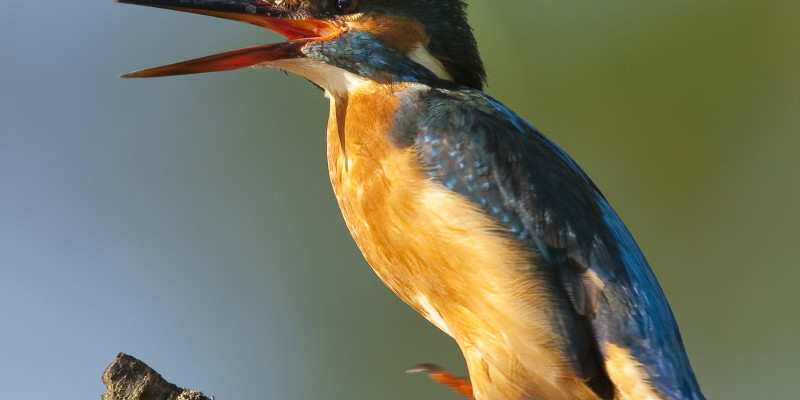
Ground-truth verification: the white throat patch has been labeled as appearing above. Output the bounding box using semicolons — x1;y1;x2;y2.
261;58;371;97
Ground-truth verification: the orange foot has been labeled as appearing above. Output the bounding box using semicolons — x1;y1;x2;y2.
407;364;475;399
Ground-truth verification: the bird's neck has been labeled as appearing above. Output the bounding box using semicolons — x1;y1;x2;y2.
298;30;452;89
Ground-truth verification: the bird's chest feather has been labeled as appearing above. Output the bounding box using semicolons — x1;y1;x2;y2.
324;83;599;400
325;83;483;318
325;83;535;328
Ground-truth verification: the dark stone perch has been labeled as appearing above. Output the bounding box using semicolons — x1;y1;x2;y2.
102;353;212;400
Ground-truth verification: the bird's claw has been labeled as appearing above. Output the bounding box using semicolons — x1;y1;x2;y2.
407;363;474;399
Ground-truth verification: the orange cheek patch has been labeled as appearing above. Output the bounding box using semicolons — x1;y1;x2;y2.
351;15;429;53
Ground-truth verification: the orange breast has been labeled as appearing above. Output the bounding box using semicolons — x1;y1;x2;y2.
324;82;605;400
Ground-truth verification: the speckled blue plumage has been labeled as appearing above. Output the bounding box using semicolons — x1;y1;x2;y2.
389;85;706;400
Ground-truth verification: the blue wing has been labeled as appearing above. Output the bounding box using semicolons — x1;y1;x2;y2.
389;85;704;400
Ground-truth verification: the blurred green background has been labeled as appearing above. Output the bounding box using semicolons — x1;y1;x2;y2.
1;1;798;399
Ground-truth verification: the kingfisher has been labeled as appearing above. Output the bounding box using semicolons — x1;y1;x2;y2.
119;1;705;399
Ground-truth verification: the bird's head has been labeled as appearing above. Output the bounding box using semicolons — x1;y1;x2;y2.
120;0;485;92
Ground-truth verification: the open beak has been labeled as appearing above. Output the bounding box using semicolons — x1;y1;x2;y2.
118;0;341;78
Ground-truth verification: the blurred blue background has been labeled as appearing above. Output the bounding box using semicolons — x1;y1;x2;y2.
1;1;798;399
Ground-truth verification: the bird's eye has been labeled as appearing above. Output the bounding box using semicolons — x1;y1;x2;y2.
336;0;358;14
